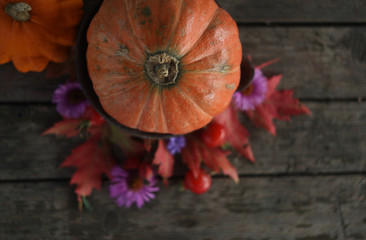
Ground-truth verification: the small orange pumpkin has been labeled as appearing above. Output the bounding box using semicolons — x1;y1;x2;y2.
87;0;242;135
0;0;83;73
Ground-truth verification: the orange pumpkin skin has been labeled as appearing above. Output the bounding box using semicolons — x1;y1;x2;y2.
0;0;83;73
87;0;242;135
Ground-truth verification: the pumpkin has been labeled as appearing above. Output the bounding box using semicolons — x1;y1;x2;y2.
87;0;242;135
0;0;83;73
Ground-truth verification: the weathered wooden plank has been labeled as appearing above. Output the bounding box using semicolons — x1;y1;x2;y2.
0;105;81;180
241;27;366;99
1;27;365;102
0;64;64;103
217;0;366;23
0;176;364;240
0;102;365;180
340;177;366;240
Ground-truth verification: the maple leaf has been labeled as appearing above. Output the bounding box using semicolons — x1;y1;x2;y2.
182;138;239;182
42;119;84;137
246;74;312;136
214;105;255;162
200;146;239;183
153;140;174;185
61;138;115;199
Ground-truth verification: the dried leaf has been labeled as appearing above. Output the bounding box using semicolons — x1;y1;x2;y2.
182;139;239;183
201;146;239;183
214;105;255;162
247;75;312;136
181;138;203;178
153;140;174;185
42;119;83;137
61;138;115;198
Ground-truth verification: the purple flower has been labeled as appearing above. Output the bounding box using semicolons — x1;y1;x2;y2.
166;136;186;155
233;69;268;111
109;166;159;209
52;82;89;119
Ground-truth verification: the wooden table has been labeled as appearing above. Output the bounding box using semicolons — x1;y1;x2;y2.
1;1;366;239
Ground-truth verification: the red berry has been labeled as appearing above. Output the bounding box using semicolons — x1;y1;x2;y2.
201;122;226;147
184;169;212;194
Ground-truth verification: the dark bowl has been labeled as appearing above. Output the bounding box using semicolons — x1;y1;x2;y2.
75;0;253;139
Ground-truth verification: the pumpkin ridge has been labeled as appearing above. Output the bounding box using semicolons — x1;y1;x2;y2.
137;86;159;132
182;43;241;72
176;85;212;118
182;66;240;74
122;0;149;54
88;0;147;62
163;0;183;52
158;91;169;133
97;78;147;99
134;85;155;129
0;16;12;63
178;7;219;59
90;44;143;65
24;22;69;62
154;90;160;132
29;17;77;46
11;23;48;72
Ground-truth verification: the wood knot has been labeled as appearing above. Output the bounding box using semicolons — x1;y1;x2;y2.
5;2;32;22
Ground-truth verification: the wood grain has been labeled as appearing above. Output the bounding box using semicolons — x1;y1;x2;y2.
0;176;364;240
241;27;366;99
216;0;366;24
1;27;365;103
1;102;365;180
0;63;64;103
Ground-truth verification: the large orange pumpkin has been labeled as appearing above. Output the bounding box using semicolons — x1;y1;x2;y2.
87;0;242;135
0;0;83;73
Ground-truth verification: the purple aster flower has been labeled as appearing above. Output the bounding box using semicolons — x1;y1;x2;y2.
233;69;268;111
166;136;186;155
109;166;159;209
52;82;89;119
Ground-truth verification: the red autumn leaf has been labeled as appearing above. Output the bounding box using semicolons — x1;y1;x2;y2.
255;58;280;70
214;105;255;162
139;162;154;181
87;124;106;140
42;119;83;137
143;139;154;152
247;74;312;136
201;146;239;183
265;74;282;97
181;138;203;178
153;140;174;185
61;138;115;198
182;139;239;183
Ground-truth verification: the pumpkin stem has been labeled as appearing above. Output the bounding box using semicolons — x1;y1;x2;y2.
5;2;32;22
145;53;179;86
